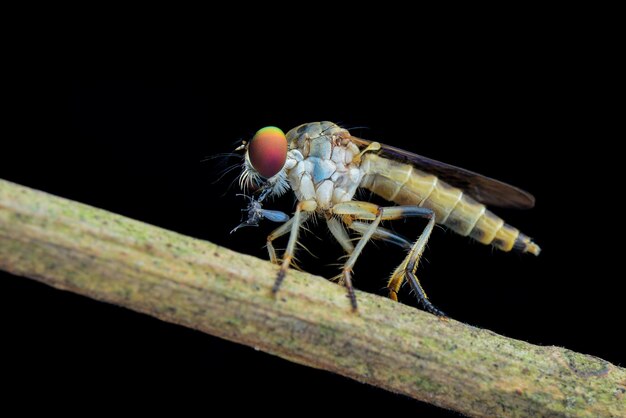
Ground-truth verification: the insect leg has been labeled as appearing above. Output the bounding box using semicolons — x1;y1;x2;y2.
266;215;309;265
330;202;384;311
272;200;317;295
386;259;408;301
326;216;354;255
334;203;444;315
406;270;446;317
348;221;412;250
328;217;409;306
386;207;446;316
331;202;425;310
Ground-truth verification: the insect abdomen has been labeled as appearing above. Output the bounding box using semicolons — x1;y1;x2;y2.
360;154;540;255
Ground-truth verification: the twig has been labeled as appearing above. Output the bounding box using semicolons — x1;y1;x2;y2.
0;178;624;417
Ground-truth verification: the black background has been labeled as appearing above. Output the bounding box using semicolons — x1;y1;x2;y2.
1;67;621;416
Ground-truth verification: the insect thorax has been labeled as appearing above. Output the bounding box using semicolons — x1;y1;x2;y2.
284;122;363;210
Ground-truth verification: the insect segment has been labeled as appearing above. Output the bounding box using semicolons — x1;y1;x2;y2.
358;153;541;256
230;194;289;234
236;122;540;315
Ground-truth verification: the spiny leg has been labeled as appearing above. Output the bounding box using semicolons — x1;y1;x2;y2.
348;220;412;300
266;213;311;265
340;220;412;287
386;207;446;316
326;217;355;285
272;200;317;295
344;204;445;315
326;216;355;256
331;202;383;311
331;202;424;311
387;258;409;302
406;270;446;317
348;221;412;251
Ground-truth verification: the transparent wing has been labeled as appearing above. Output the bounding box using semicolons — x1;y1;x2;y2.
351;136;535;209
260;209;290;223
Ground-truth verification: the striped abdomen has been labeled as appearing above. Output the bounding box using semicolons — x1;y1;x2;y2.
360;154;540;255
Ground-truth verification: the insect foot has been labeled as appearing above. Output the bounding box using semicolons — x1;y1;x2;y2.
341;268;359;312
272;263;289;295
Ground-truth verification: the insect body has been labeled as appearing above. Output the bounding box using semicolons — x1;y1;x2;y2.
230;194;290;234
237;122;540;315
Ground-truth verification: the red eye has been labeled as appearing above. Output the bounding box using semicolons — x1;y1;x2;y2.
248;126;287;178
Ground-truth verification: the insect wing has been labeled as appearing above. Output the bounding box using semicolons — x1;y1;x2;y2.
351;136;535;209
261;209;290;223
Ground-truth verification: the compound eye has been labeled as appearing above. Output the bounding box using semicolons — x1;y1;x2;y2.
248;126;287;178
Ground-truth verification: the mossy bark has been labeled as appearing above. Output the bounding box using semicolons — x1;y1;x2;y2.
0;178;624;417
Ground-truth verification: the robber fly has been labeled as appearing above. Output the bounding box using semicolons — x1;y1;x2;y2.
232;122;540;315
